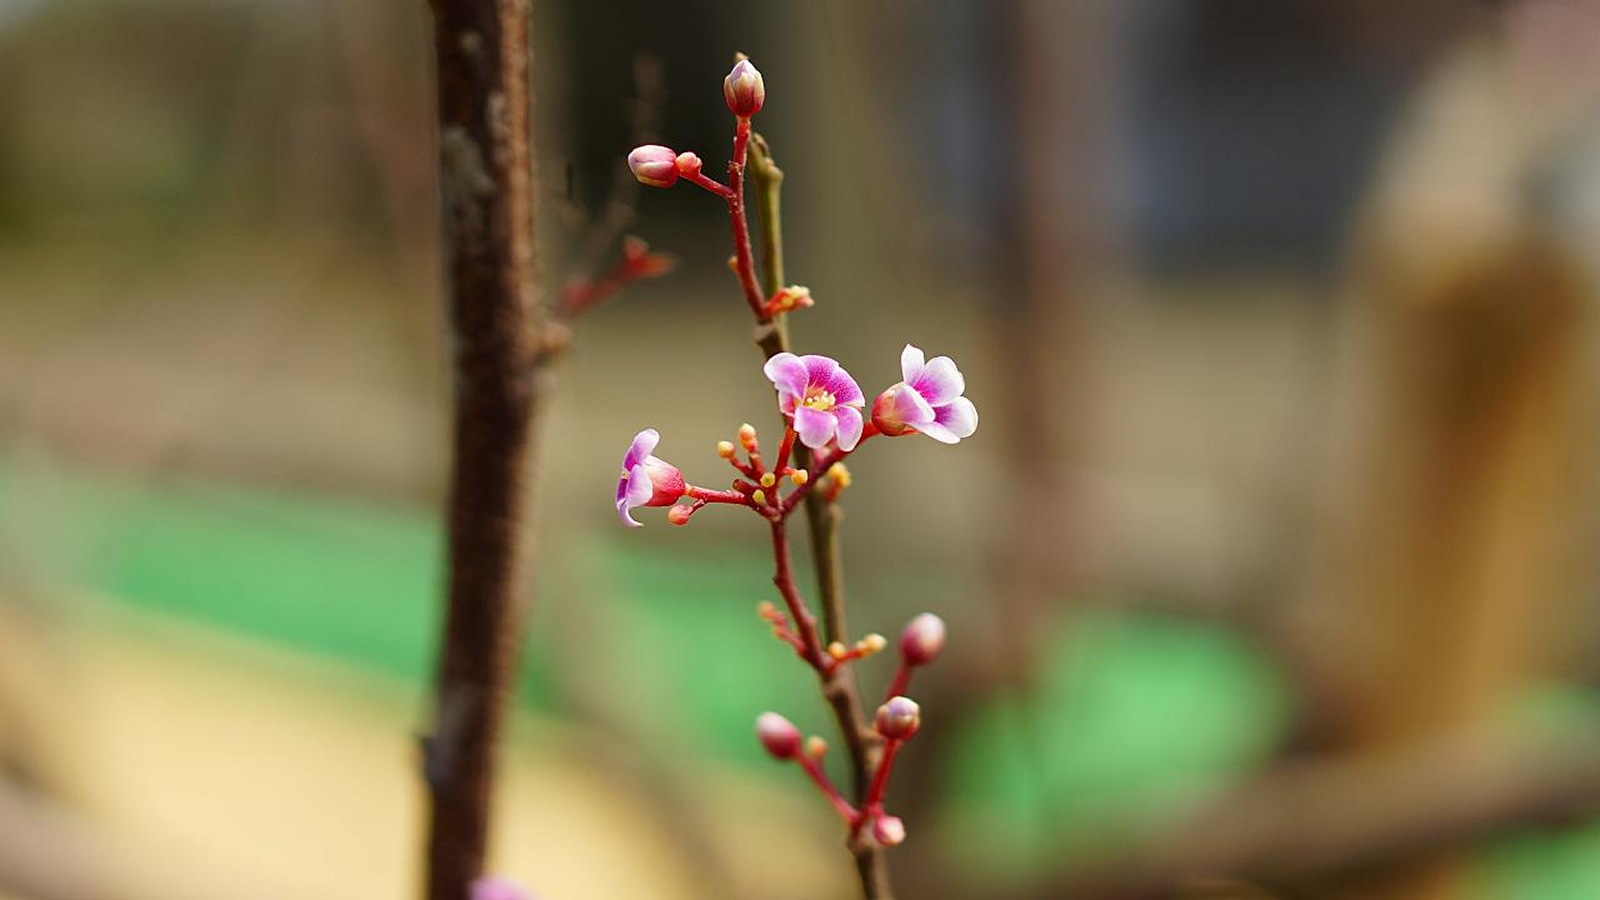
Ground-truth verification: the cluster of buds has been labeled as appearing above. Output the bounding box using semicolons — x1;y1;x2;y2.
754;613;946;849
614;55;970;876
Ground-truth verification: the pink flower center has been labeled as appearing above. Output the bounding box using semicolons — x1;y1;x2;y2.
801;387;837;411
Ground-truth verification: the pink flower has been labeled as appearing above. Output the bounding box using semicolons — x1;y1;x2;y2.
870;345;978;444
762;353;866;451
616;429;686;527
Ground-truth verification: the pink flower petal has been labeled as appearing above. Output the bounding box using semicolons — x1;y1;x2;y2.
819;364;865;406
623;428;660;470
763;353;809;401
834;406;864;451
793;404;838;449
617;464;652;526
900;344;926;385
800;354;840;391
910;355;964;406
891;383;935;426
912;397;978;444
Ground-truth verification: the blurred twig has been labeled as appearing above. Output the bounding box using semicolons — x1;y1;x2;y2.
422;2;546;899
1030;723;1600;899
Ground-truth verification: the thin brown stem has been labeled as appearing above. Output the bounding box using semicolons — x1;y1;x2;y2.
423;3;543;900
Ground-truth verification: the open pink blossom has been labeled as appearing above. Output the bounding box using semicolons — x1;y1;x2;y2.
616;428;685;527
762;353;866;451
870;344;978;444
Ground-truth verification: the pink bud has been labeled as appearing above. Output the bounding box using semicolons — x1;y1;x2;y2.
471;876;533;900
723;59;765;118
628;144;679;188
899;613;946;667
667;505;693;526
872;815;906;847
755;711;802;759
875;696;921;741
675;152;703;178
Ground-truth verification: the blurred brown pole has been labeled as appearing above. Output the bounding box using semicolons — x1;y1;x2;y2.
422;2;543;899
1295;41;1594;900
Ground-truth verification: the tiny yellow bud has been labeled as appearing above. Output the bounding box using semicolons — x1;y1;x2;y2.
806;736;828;758
738;423;758;449
717;440;736;458
827;641;848;660
789;469;809;486
727;255;739;273
751;489;767;505
757;601;777;618
858;633;888;655
759;472;776;488
827;462;853;488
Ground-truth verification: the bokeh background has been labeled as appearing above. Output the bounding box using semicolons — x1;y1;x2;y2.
4;1;1600;898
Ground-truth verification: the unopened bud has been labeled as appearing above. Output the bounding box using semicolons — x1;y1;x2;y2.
717;440;736;458
759;472;776;488
872;815;906;847
858;633;887;656
756;712;801;759
674;151;703;178
627;144;679;188
667;505;694;526
751;489;767;506
875;696;921;741
899;613;947;667
805;735;828;758
723;59;766;118
826;463;852;489
789;469;809;486
738;423;758;451
827;641;848;660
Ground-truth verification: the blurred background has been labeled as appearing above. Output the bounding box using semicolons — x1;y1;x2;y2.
4;1;1600;898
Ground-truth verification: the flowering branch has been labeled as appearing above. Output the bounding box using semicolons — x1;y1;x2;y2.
617;56;976;899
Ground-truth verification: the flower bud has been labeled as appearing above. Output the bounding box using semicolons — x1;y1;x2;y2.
675;151;703;178
899;613;946;667
723;59;766;117
805;735;828;758
717;440;736;458
667;505;694;526
872;815;906;847
628;144;679;188
756;711;802;759
472;876;533;900
738;423;759;451
875;696;921;741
